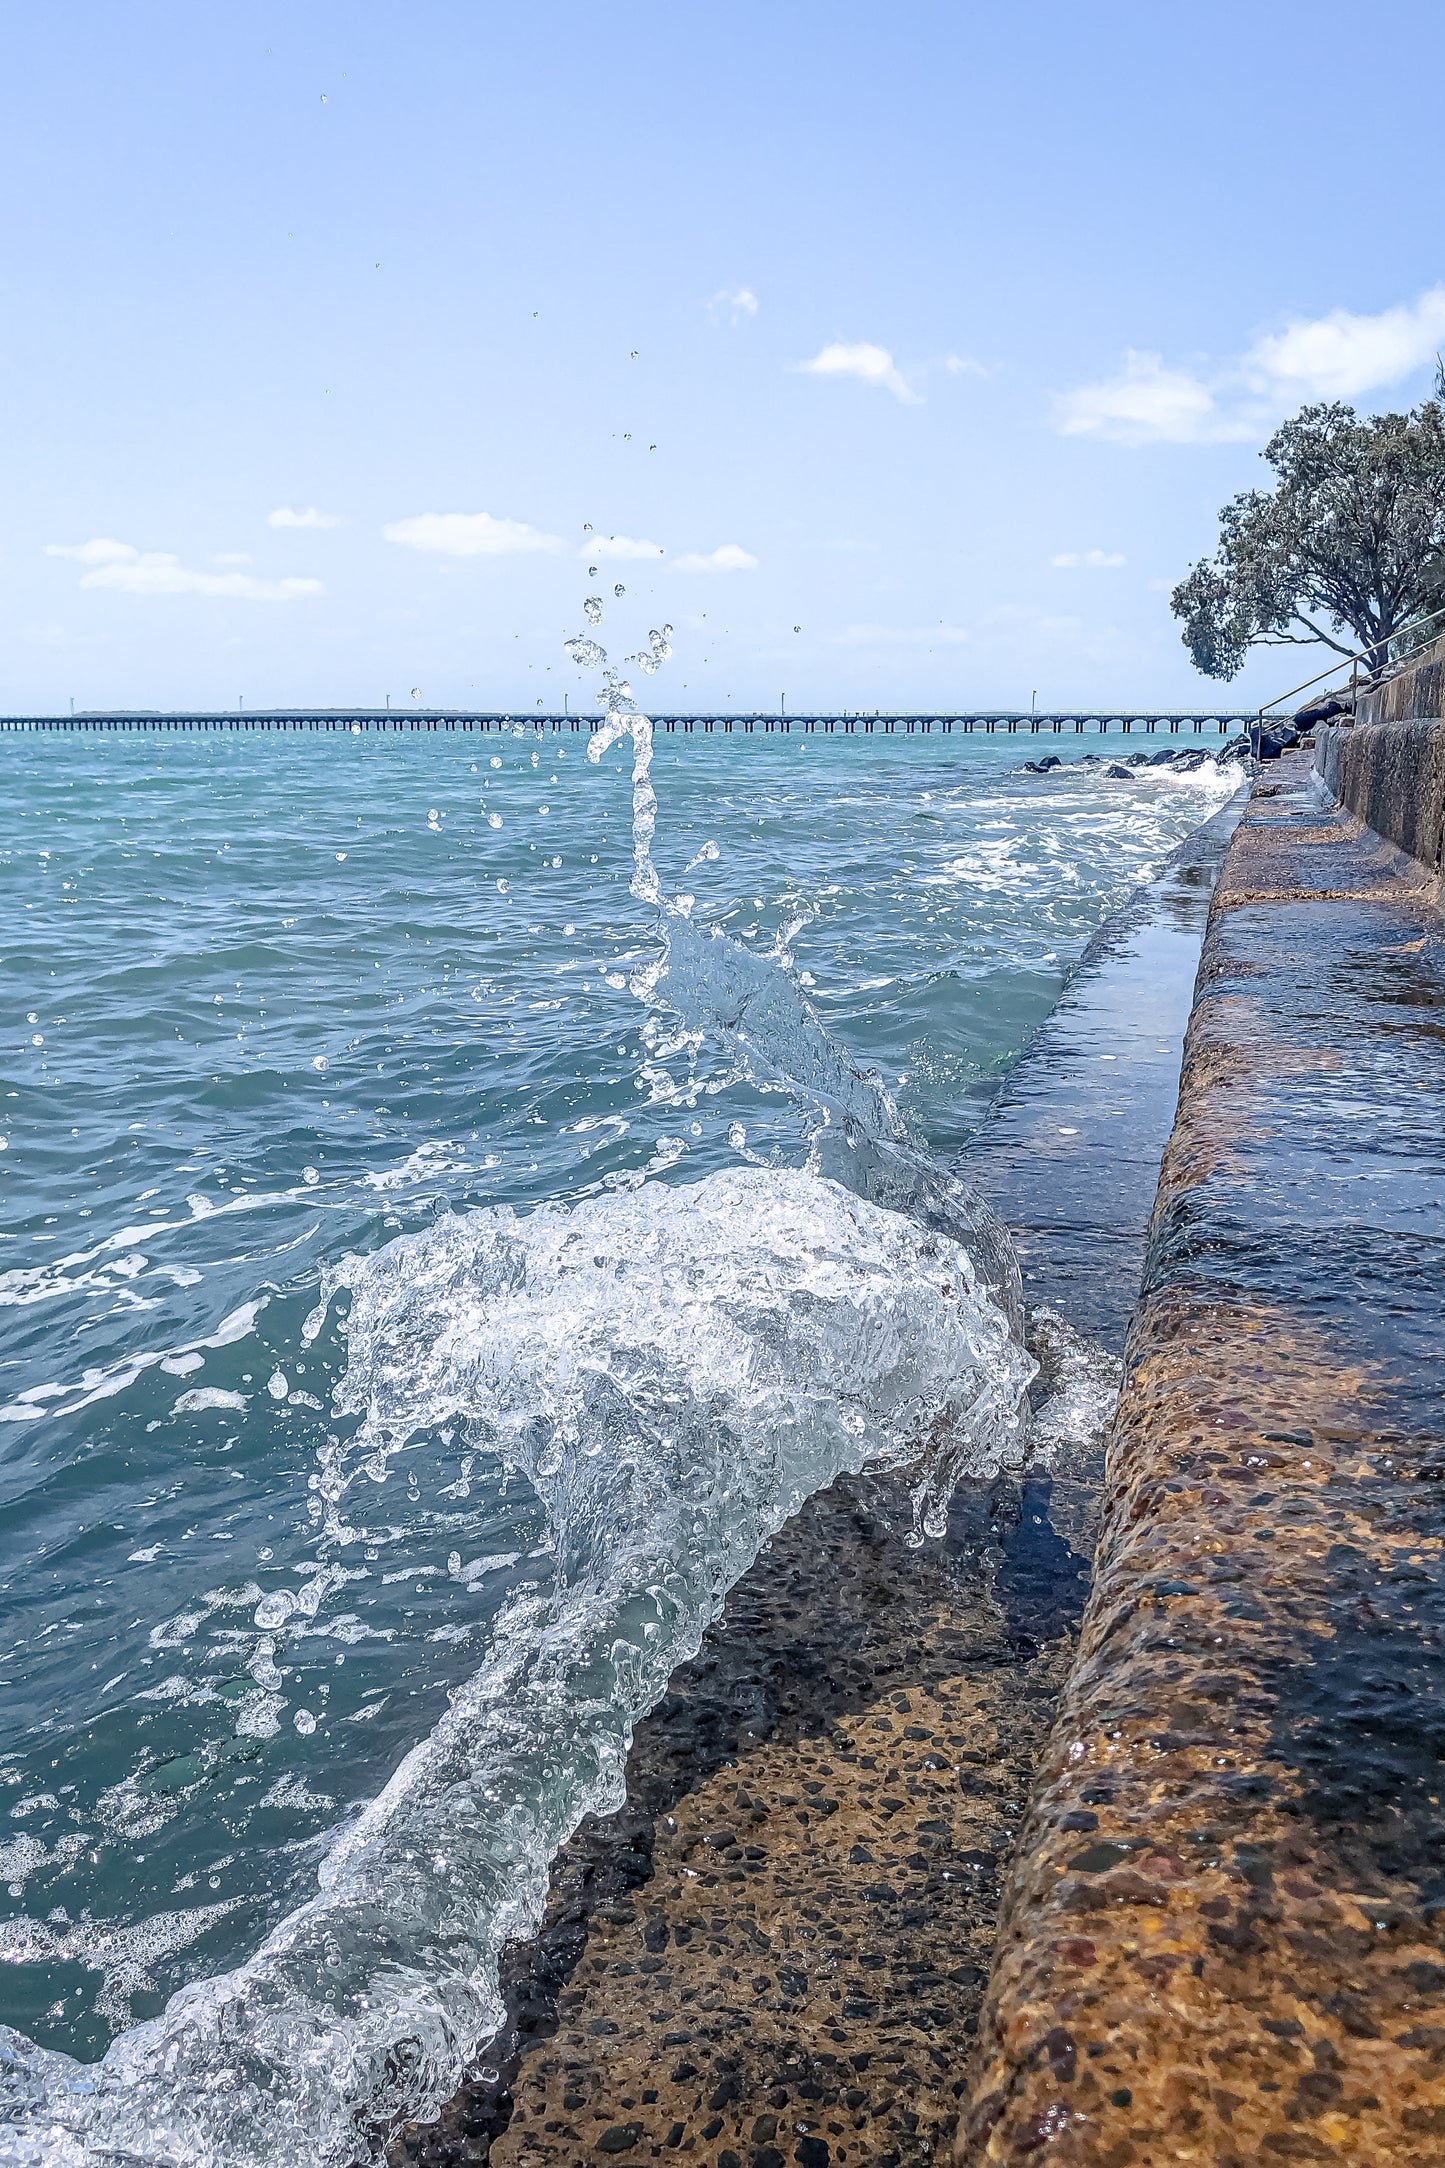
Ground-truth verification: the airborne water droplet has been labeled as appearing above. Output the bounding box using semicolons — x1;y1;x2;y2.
583;597;603;625
613;584;626;599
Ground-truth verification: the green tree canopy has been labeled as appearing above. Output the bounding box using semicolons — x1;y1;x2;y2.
1172;381;1445;680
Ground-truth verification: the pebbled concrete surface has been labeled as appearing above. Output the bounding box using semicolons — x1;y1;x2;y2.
961;758;1445;2168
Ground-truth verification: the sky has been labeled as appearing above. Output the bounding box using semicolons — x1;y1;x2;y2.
3;0;1444;717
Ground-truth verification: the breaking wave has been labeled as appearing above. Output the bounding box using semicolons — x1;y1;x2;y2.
0;1174;1031;2165
0;621;1039;2164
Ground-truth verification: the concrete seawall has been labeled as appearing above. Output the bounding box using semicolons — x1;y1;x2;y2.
1317;632;1445;871
961;755;1445;2165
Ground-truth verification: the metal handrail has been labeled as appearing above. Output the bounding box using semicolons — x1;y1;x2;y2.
1258;602;1445;724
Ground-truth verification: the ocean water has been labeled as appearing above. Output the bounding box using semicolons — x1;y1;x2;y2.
0;711;1235;2163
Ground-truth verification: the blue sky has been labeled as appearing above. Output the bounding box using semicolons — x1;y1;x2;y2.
3;0;1443;716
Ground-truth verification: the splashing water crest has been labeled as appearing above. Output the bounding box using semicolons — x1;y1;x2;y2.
0;1175;1030;2168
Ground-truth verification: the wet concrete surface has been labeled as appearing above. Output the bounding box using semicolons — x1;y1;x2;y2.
963;759;1445;2166
384;804;1242;2168
966;798;1246;1355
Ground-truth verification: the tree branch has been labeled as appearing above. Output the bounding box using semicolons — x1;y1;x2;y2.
1291;613;1356;658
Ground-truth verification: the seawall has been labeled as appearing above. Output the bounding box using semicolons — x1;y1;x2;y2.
960;755;1445;2165
1316;631;1445;871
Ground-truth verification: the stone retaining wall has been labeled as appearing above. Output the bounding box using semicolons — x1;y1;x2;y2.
1356;633;1445;726
1317;633;1445;871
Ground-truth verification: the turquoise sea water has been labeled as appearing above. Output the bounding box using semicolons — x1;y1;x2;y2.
0;722;1233;2160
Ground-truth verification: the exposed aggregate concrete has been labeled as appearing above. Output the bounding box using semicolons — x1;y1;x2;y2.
961;762;1445;2167
386;1464;1085;2168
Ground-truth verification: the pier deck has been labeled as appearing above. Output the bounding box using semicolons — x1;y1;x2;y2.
0;710;1251;738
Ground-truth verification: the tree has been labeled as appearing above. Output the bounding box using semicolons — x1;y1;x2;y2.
1172;376;1445;680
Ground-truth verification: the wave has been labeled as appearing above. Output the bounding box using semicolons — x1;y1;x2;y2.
0;1170;1032;2166
0;629;1055;2164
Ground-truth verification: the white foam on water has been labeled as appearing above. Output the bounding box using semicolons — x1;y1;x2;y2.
1025;1305;1124;1465
0;1903;241;2034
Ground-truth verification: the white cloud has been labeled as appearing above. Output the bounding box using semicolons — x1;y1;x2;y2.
710;287;758;323
383;512;565;557
1051;548;1126;568
1244;286;1445;401
673;544;758;573
1055;351;1244;445
46;539;322;601
49;538;143;565
581;534;666;561
946;353;986;377
269;506;342;529
794;342;920;405
1059;287;1445;447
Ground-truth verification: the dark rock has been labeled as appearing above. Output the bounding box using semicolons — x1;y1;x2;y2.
597;2124;642;2154
1067;1841;1134;1873
1294;694;1350;727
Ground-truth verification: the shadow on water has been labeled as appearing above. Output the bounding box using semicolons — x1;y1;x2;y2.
993;1473;1091;1649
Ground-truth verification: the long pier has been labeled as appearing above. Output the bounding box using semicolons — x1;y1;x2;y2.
1;709;1251;738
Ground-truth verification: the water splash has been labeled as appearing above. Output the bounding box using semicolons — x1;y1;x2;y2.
585;659;661;907
0;602;1039;2167
0;1174;1032;2168
571;601;1028;1331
